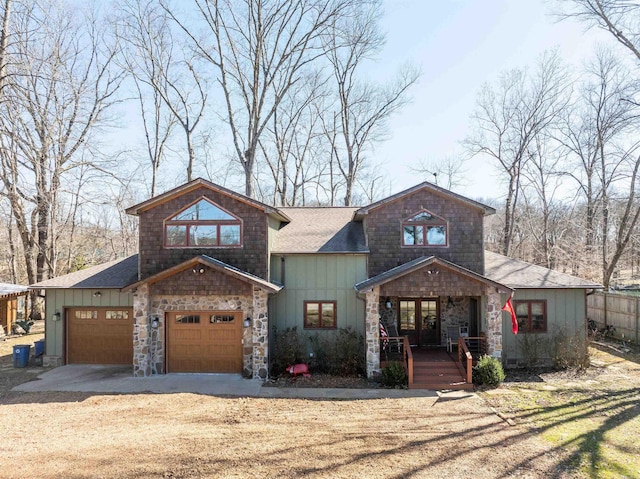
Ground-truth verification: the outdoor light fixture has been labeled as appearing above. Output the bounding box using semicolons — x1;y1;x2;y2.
93;291;102;298
51;311;61;321
151;317;160;329
447;296;454;308
426;269;439;275
243;317;252;328
385;298;392;310
192;267;205;274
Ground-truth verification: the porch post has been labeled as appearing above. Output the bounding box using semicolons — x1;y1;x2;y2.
251;287;269;379
132;283;151;377
365;286;381;378
485;287;503;360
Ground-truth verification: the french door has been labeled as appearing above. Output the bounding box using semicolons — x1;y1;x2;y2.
399;299;440;347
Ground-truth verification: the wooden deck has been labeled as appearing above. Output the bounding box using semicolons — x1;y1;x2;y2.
409;348;474;391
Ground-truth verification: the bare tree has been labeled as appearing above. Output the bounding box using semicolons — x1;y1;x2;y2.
165;0;357;198
465;50;569;256
0;1;123;295
323;0;419;205
410;155;468;191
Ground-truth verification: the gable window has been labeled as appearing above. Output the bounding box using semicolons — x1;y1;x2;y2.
402;210;447;246
164;198;242;247
514;300;547;333
304;301;336;329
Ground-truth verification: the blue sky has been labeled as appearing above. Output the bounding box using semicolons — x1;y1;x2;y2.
370;0;615;201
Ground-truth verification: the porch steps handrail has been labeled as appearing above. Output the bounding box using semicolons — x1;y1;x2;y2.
457;337;473;384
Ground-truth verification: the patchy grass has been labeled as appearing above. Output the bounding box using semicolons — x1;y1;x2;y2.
480;344;640;479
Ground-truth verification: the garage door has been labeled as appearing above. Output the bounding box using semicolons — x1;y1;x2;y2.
167;311;243;373
67;308;134;364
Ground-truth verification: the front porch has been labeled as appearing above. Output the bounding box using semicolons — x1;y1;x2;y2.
381;336;487;390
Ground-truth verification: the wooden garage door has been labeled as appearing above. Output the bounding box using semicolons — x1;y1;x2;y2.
67;308;133;364
167;311;243;373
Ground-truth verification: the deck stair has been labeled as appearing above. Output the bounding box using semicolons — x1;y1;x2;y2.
409;348;474;391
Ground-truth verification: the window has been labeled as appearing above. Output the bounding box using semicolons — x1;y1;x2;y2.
105;310;130;320
304;301;336;329
402;209;447;246
210;314;235;323
75;310;98;319
514;300;547;333
164;198;242;247
176;314;200;324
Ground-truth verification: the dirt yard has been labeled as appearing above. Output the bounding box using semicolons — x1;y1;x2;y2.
0;336;636;478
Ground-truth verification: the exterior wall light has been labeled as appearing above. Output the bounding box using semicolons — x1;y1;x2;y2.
243;317;252;328
151;317;160;329
93;291;101;297
192;267;205;274
51;311;61;321
385;298;392;310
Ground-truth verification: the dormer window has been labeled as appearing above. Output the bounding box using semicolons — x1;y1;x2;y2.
164;198;242;247
402;209;447;247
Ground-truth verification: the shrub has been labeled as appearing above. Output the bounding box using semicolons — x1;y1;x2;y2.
549;327;590;371
270;327;305;376
381;362;407;388
472;355;505;386
330;327;365;376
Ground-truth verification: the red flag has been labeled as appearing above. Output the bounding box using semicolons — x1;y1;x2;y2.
502;295;518;335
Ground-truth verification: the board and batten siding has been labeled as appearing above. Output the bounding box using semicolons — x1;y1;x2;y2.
502;288;587;367
44;289;133;360
269;254;368;336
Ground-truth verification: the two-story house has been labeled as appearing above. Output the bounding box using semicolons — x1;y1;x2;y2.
33;178;601;387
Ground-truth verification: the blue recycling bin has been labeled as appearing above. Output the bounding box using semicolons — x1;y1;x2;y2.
13;344;31;368
34;339;45;357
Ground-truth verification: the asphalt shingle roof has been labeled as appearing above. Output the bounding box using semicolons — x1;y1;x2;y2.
30;255;139;289
484;251;603;289
272;207;367;254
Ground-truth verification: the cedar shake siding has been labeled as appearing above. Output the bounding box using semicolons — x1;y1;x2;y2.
363;189;485;277
138;185;268;280
149;266;253;297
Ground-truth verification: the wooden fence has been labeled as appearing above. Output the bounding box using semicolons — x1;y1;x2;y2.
587;292;640;345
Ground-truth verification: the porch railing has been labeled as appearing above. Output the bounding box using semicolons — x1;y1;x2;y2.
403;336;413;387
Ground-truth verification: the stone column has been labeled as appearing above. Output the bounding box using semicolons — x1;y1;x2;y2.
485;287;504;360
365;286;381;378
132;284;150;377
251;287;269;379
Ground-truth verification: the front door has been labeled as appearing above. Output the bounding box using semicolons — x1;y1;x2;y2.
399;299;440;347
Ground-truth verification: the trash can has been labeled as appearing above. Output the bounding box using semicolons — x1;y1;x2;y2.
34;339;45;357
13;345;31;368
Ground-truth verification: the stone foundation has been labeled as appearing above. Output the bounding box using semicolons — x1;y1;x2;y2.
43;355;63;368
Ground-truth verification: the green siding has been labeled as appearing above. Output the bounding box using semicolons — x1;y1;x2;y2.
44;289;132;359
267;216;281;279
269;255;367;338
502;289;587;367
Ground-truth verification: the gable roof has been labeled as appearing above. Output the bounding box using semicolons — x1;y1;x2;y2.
272;207;367;254
124;255;282;293
125;177;290;222
354;256;512;293
30;255;139;289
0;283;28;298
484;251;603;289
354;181;496;219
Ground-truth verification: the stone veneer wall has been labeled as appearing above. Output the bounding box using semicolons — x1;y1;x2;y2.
365;287;381;378
132;285;270;379
484;287;503;359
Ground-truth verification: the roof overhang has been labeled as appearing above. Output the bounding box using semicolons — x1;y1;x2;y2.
125;177;290;223
354;256;512;294
123;255;283;294
353;181;496;221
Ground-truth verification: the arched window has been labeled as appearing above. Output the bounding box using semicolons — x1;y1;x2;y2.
402;209;447;247
164;198;242;247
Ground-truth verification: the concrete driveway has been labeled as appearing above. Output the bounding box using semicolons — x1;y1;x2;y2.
13;364;444;399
